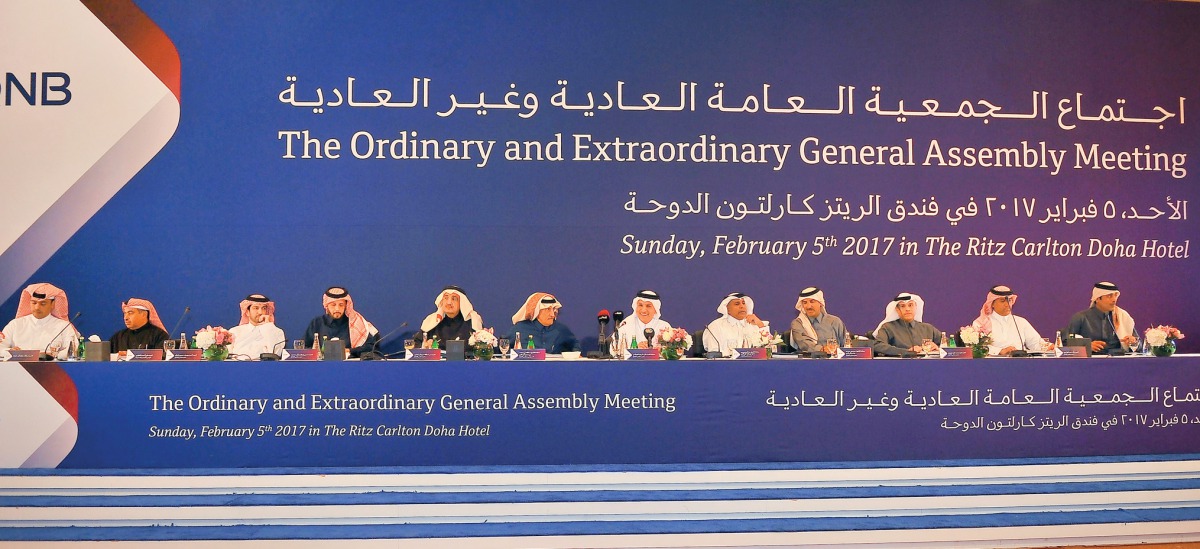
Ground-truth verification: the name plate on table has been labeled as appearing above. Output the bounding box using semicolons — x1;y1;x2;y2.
733;347;768;360
1059;346;1089;358
124;349;163;361
2;349;40;361
281;349;319;361
940;347;973;359
836;347;874;359
513;348;546;361
165;349;202;361
409;349;442;361
626;348;660;360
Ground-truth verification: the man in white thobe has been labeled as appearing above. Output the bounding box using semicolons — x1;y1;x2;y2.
613;290;673;351
1;283;79;360
228;294;286;358
702;292;769;356
971;285;1045;356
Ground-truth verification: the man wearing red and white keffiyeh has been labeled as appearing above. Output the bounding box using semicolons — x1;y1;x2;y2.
970;285;1046;356
111;297;170;352
303;286;380;358
228;294;287;358
0;283;79;359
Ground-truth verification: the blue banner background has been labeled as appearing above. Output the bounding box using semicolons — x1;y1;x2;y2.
57;357;1200;468
5;0;1198;355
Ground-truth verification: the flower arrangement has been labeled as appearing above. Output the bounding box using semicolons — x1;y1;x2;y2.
1144;325;1185;357
656;327;693;360
194;326;235;361
469;328;497;360
958;325;992;358
750;328;782;348
738;328;783;357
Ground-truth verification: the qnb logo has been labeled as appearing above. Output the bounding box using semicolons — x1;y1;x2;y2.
2;72;72;106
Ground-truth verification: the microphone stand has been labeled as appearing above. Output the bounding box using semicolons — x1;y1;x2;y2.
360;322;408;361
42;312;82;361
168;306;191;340
260;339;287;361
702;324;724;359
595;314;611;359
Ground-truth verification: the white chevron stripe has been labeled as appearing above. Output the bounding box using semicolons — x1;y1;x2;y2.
4;459;1200;546
3;459;1199;496
5;488;1200;527
3;523;1200;548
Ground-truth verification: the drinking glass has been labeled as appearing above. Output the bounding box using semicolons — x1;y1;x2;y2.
498;338;511;358
403;339;415;353
163;340;177;352
47;345;61;360
921;338;934;354
824;338;838;355
293;339;306;350
1041;337;1052;352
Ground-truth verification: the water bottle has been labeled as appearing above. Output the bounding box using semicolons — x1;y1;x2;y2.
527;335;535;349
179;332;188;350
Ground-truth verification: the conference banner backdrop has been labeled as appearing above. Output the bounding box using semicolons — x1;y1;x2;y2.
2;0;1199;468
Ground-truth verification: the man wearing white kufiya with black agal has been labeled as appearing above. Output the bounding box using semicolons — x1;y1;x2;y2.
702;292;769;356
870;292;942;357
612;290;672;351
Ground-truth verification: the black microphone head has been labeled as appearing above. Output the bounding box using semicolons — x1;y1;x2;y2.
613;310;625;323
643;327;655;342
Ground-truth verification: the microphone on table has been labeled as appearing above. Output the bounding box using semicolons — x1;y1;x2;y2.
260;339;287;361
42;311;82;360
595;310;611;359
702;324;724;359
360;322;408;361
643;327;655;348
168;306;191;338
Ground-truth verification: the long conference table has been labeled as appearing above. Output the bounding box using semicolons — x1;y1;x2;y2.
6;354;1199;469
